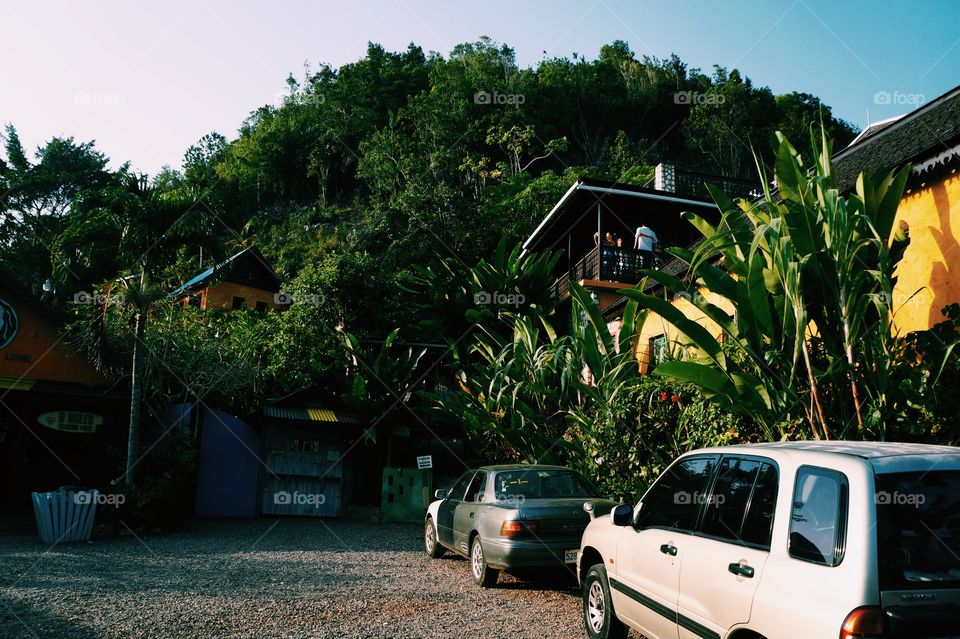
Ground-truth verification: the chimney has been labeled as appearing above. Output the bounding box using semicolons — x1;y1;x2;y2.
654;162;676;193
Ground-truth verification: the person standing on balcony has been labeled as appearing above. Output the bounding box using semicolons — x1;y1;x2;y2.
634;224;658;251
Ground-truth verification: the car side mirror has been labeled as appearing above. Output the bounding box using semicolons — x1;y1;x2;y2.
611;504;632;526
434;489;449;500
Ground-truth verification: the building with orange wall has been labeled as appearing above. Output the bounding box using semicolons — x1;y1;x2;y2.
171;246;282;312
0;270;126;513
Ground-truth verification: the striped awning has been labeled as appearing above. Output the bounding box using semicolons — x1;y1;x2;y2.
263;406;363;424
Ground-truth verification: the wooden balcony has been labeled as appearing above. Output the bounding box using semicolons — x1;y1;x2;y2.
552;245;660;300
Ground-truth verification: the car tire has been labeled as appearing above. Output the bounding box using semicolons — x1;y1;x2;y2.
583;564;627;639
470;536;498;587
424;517;445;559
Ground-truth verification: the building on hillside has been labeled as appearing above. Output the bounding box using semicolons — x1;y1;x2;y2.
523;166;759;371
832;85;960;333
170;246;282;312
0;270;126;514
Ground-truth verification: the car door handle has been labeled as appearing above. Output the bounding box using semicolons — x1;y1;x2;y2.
659;544;677;556
468;512;474;518
728;562;755;578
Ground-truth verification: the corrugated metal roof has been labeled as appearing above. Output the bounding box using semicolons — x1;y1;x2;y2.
0;376;36;391
263;406;363;424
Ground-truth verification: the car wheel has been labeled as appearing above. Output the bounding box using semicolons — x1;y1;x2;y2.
424;517;444;559
470;536;498;587
583;564;627;639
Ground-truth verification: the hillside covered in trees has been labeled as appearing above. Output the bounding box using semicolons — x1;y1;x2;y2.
0;38;858;405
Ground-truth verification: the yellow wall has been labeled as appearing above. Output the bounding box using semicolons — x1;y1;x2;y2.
892;170;960;334
634;288;734;372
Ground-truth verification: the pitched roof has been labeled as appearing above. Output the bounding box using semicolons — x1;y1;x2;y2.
169;246;280;298
833;85;960;192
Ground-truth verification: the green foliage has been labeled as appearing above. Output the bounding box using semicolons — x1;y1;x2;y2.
639;129;959;441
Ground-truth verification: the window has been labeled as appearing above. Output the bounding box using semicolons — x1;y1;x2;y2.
789;467;848;566
447;472;475;502
231;296;246;310
700;457;778;547
635;455;719;532
650;335;668;367
876;470;960;590
466;471;487;503
494;469;594;499
255;301;268;313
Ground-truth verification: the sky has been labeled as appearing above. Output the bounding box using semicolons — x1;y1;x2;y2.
1;0;958;175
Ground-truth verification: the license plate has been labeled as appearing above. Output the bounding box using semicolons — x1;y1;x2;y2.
564;549;578;564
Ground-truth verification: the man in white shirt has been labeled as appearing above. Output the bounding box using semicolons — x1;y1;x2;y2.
634;225;658;252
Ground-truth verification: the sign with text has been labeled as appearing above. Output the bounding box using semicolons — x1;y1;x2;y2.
37;411;103;434
416;455;433;470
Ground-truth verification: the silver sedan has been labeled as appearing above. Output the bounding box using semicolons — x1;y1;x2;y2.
424;464;617;587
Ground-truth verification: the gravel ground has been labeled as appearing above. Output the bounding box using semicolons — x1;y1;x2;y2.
0;518;638;639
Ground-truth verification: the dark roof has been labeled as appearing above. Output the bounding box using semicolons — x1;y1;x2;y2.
169;246;281;298
833;85;960;192
522;177;718;255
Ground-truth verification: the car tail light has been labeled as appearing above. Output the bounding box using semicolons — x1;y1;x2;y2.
500;520;537;538
841;606;885;639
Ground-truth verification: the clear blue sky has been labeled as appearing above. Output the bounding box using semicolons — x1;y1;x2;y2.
2;0;957;175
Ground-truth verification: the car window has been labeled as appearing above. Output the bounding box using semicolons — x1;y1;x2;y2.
466;471;487;503
789;466;847;566
494;469;594;499
447;471;475;502
875;470;960;590
741;463;778;546
635;455;719;532
700;457;778;548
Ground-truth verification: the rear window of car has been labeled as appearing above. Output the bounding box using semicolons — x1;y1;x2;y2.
494;469;594;499
876;470;960;590
788;466;848;566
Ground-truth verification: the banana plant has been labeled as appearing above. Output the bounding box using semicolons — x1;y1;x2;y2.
623;129;914;440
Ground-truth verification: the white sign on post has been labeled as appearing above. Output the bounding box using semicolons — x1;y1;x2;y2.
416;455;433;470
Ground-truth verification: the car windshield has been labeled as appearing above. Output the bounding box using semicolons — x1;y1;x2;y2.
494;469;594;499
876;470;960;590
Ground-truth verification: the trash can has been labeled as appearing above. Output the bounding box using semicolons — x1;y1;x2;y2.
31;488;99;544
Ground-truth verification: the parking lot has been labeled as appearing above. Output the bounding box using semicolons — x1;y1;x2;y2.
0;518;615;639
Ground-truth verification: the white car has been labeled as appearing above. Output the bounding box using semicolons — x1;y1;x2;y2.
577;441;960;639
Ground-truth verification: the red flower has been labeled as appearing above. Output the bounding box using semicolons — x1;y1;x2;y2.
671;395;679;404
659;391;669;402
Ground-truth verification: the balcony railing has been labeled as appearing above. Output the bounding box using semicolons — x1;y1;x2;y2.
552;245;659;299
